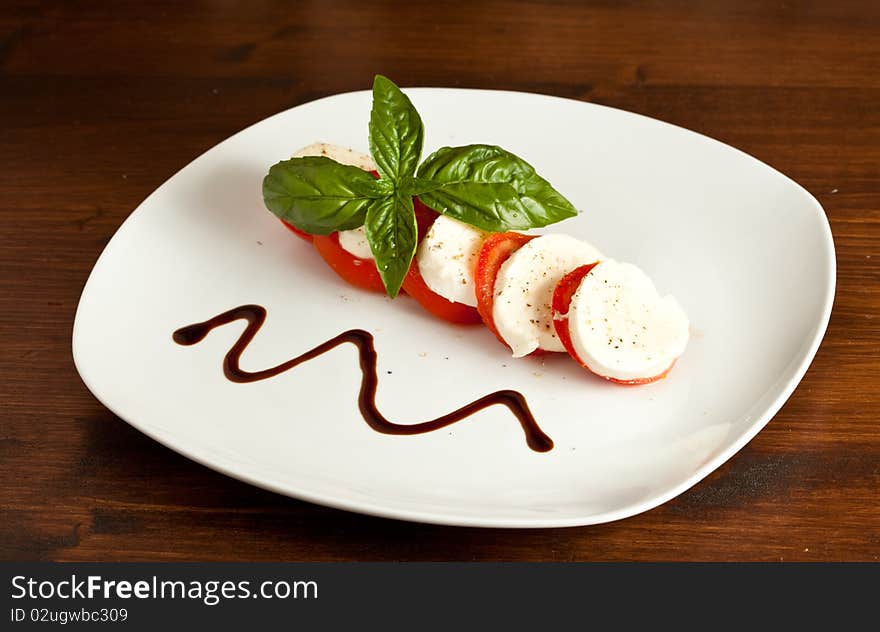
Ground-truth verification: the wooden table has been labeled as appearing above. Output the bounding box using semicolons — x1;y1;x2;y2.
2;1;877;561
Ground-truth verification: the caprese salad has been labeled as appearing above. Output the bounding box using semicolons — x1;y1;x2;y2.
271;141;689;384
262;76;688;385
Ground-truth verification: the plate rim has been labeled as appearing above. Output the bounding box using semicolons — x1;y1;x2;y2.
72;87;837;528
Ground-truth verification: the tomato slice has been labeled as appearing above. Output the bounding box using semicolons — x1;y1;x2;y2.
402;261;483;325
473;232;537;346
550;264;598;366
309;195;437;296
281;220;313;242
312;232;386;293
551;264;673;385
398;200;481;325
413;197;439;237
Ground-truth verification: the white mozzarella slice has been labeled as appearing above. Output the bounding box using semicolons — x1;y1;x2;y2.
337;225;373;259
566;260;689;381
292;142;375;259
292;142;375;171
416;216;488;306
493;234;603;357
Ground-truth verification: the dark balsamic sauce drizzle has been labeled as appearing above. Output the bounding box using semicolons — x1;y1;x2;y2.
173;304;554;453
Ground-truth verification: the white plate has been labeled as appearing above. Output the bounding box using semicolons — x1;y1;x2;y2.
73;89;835;527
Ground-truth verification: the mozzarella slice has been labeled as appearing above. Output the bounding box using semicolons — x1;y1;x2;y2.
493;234;603;357
292;142;376;172
292;142;375;259
336;225;373;259
416;216;488;306
566;260;689;381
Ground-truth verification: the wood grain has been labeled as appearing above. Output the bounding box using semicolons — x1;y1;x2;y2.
1;0;878;561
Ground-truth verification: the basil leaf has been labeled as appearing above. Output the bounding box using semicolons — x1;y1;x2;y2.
369;75;424;184
403;176;445;196
262;156;385;234
416;144;578;231
364;193;417;298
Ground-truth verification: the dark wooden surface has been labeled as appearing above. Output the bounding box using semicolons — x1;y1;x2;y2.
2;0;878;561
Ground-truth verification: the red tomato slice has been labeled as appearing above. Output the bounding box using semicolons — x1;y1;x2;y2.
402;262;483;325
401;201;481;325
309;194;437;296
281;220;313;242
550;264;598;365
413;197;439;237
551;264;673;385
312;232;386;293
473;232;538;347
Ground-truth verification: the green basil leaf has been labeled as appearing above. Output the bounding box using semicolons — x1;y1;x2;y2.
369;75;424;185
364;192;417;298
402;176;444;196
416;144;578;231
262;156;385;234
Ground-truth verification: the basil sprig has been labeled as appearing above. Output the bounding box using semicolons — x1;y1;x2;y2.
262;75;578;297
363;75;423;296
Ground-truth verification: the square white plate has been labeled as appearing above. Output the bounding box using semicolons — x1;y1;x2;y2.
73;89;835;527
